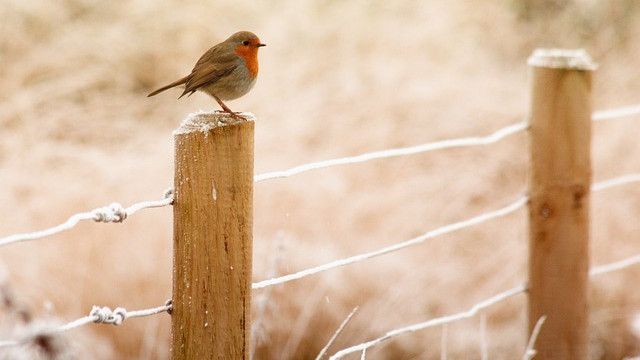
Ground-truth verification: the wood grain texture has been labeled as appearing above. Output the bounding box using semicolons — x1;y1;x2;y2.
527;50;594;360
172;112;254;359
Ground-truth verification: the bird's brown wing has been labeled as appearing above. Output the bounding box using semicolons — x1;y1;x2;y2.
179;45;239;98
148;43;239;99
180;62;236;98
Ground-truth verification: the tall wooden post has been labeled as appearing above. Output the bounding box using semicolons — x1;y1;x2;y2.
172;112;254;359
527;49;596;359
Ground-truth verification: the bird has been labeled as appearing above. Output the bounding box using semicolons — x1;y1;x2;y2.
148;31;265;119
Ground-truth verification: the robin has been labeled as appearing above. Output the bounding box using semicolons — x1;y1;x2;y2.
148;31;265;119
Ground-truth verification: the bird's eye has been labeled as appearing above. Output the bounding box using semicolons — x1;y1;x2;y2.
242;40;250;46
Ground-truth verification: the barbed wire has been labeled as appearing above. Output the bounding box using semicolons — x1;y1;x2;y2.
2;249;638;353
254;121;528;182
274;106;639;356
0;103;637;355
0;300;172;348
252;195;528;290
329;245;640;359
253;171;640;290
0;189;174;248
1;104;637;249
1;121;525;248
4;177;631;354
329;284;528;359
254;103;640;184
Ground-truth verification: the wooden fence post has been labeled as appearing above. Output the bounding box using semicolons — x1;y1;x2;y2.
172;112;254;359
527;49;596;359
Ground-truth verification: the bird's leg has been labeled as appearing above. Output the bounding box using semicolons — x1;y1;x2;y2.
213;95;245;121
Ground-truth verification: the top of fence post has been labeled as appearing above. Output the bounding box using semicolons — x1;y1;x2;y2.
527;49;597;71
174;111;256;134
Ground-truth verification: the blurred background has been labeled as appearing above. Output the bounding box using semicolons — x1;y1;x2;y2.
1;0;640;358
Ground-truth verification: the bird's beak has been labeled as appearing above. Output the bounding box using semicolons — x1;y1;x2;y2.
257;43;266;47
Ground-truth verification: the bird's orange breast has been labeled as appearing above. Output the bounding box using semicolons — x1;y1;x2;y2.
235;44;260;78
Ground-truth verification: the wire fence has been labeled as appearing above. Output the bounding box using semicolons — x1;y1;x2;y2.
0;103;638;358
0;189;174;247
0;301;173;348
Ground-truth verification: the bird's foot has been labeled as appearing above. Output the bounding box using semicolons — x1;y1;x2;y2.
214;110;246;122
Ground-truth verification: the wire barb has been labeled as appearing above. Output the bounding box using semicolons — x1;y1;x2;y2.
0;301;173;348
0;191;174;247
90;306;127;326
92;203;128;223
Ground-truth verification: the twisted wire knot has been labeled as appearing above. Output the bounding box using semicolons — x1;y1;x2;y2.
93;203;127;223
90;306;127;326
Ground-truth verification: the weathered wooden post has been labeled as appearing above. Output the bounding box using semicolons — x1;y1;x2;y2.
172;112;254;359
527;49;596;359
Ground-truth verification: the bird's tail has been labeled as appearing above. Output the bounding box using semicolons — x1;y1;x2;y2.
147;76;189;97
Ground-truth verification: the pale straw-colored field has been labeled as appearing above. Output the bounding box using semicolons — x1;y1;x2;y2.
1;1;639;358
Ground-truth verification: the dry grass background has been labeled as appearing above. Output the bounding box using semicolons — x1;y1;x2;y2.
1;0;640;359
